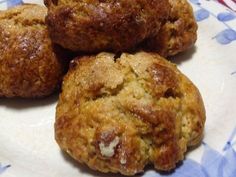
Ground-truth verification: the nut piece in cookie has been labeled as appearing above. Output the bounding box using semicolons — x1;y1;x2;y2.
144;0;198;57
55;52;205;175
0;4;68;98
44;0;171;53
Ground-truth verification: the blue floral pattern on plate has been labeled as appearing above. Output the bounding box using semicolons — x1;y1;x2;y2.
0;0;22;9
215;29;236;44
0;164;10;175
7;0;22;8
190;0;236;44
217;12;236;22
195;8;210;21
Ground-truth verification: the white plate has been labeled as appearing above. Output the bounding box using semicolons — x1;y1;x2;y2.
1;0;236;176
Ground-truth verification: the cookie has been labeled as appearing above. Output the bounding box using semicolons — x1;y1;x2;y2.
55;52;205;175
144;0;198;57
0;4;67;98
45;0;171;53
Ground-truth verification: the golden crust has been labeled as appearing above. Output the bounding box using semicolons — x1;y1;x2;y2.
44;0;171;52
55;52;205;175
144;0;198;57
0;4;67;98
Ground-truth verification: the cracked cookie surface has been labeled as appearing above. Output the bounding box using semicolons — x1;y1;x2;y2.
55;52;205;175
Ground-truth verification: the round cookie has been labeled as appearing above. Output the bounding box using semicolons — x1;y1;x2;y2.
44;0;171;53
0;4;67;98
144;0;198;57
55;52;205;175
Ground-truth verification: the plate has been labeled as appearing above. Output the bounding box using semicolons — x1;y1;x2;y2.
1;0;236;176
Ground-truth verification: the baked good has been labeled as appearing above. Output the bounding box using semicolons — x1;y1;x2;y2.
0;4;67;98
44;0;171;53
144;0;198;57
55;52;205;175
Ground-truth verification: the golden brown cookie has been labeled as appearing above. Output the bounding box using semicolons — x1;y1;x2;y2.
44;0;171;53
55;52;205;175
144;0;198;57
0;4;68;98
